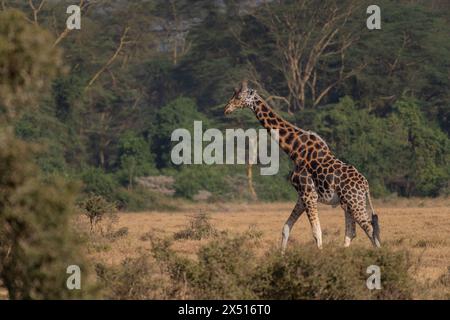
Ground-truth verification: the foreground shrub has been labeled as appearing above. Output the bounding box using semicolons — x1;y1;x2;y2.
153;231;261;299
95;254;172;299
0;133;94;299
253;246;413;300
114;186;177;212
150;232;414;300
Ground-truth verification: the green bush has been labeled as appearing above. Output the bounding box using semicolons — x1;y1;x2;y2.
113;186;177;212
116;131;157;188
80;167;119;200
254;154;297;201
173;166;230;199
0;132;94;299
253;246;413;300
0;10;94;299
150;231;414;300
152;231;260;299
95;254;172;299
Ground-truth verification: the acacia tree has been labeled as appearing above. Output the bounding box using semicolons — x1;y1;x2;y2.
241;0;365;111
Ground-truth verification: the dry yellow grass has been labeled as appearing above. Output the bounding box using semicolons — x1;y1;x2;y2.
90;199;450;286
2;199;448;299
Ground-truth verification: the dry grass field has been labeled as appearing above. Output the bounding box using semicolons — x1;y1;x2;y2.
2;198;448;300
86;198;450;298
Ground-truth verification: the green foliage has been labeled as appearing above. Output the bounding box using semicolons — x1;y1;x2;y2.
152;231;261;299
0;9;94;299
253;246;413;300
347;0;450;119
113;186;177;212
116;131;157;188
178;5;246;109
254;154;297;201
95;254;171;299
0;9;63;123
303;96;450;197
305;97;402;196
173;165;228;199
2;1;449;201
154;97;210;168
80;167;119;200
390;98;450;196
0;131;93;299
150;231;414;299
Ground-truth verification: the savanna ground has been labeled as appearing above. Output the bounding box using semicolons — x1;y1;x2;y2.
80;198;450;299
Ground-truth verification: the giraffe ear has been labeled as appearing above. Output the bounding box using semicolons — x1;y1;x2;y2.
234;87;239;94
241;80;248;91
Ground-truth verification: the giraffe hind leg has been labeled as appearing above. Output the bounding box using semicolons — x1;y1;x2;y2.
371;214;381;247
348;203;380;248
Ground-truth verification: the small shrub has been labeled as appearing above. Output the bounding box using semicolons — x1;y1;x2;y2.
436;267;450;287
107;227;129;241
414;239;447;248
140;230;155;242
95;254;172;299
153;231;261;299
174;213;218;240
79;194;117;231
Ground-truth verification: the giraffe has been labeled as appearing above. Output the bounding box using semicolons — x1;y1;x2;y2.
224;81;381;251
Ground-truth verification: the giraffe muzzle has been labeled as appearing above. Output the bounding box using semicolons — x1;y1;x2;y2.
224;106;234;115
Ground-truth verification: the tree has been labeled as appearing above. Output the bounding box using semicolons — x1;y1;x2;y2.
390;98;449;196
344;0;450;125
241;0;364;111
117;132;156;189
0;131;93;299
0;9;93;299
0;9;62;123
153;97;210;168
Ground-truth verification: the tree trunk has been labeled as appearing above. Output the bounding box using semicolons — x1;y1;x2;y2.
246;163;257;201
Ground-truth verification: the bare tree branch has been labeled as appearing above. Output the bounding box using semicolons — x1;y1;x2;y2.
247;0;361;110
85;27;130;90
53;0;87;48
28;0;46;25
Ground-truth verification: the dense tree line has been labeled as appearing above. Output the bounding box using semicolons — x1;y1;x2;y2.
2;0;449;204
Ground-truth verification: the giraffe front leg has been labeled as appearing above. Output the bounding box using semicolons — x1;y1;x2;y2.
344;209;356;247
281;200;305;253
303;196;322;249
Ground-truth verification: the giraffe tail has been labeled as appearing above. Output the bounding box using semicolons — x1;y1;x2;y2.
366;191;381;247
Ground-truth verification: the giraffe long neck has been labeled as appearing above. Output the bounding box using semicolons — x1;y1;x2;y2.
251;95;304;158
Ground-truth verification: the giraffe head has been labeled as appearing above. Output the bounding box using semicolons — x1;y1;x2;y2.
224;80;257;115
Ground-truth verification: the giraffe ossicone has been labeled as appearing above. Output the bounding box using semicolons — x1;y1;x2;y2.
224;80;381;251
